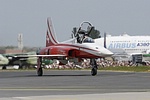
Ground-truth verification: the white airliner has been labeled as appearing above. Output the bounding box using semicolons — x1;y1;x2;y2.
95;33;150;54
94;33;150;61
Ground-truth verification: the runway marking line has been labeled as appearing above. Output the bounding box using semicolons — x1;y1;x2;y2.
0;88;150;92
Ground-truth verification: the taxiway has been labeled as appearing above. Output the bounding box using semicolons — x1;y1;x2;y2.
0;70;150;99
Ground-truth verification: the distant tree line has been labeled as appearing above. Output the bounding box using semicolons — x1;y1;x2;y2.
0;46;40;52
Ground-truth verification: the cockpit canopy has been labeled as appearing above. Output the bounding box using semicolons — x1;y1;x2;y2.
78;22;93;35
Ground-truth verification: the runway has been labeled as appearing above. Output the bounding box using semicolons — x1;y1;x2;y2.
0;70;150;99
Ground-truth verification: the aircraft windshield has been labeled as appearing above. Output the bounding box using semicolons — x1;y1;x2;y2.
82;37;94;43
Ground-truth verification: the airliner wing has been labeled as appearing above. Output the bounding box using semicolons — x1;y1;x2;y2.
109;49;127;55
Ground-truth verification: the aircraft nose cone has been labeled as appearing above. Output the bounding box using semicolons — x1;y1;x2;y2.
106;51;114;56
100;50;113;57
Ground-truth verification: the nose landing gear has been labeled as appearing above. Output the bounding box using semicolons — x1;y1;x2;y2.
37;57;43;76
90;58;98;76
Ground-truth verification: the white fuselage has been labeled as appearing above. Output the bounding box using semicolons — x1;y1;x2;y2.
94;34;150;55
74;43;114;57
59;42;113;58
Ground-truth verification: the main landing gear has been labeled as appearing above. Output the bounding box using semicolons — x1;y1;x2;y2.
36;57;98;76
37;57;43;76
90;58;98;76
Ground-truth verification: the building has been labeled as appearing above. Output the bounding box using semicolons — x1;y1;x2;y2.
0;49;24;54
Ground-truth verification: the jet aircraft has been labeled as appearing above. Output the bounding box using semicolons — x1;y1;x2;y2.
95;33;150;55
94;33;150;61
0;52;38;69
34;18;113;76
0;54;9;67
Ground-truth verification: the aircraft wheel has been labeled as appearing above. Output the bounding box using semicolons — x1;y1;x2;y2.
21;65;28;69
19;65;27;69
2;66;7;70
91;67;97;76
37;67;43;76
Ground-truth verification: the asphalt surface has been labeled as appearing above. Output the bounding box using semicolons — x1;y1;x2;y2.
0;69;150;99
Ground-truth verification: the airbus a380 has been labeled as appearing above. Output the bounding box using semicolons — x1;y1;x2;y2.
94;33;150;55
32;18;113;76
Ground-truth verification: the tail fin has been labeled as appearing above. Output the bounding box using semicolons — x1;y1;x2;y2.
46;17;58;47
104;32;106;48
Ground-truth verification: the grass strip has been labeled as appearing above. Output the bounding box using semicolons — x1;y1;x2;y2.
99;66;150;72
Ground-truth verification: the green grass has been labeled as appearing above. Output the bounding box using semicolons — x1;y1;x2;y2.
1;66;150;72
98;66;150;72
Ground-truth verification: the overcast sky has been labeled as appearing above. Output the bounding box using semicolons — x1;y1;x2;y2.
0;0;150;47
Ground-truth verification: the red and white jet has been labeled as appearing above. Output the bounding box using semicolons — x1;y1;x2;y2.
36;18;113;76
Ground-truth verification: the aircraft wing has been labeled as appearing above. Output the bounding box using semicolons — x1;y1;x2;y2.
14;54;66;58
109;49;127;55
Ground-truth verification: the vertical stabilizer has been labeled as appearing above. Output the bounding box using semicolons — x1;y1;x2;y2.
46;17;58;47
104;32;106;48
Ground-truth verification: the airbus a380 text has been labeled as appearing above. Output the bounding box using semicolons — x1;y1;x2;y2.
95;33;150;55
